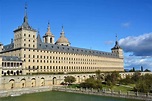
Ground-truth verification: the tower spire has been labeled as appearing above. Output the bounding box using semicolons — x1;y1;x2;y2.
116;33;118;42
25;2;27;17
111;34;122;49
115;33;118;45
22;2;30;29
61;25;65;36
47;21;51;32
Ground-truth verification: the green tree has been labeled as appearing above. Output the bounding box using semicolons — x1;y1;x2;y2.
120;75;132;85
141;66;143;72
80;77;102;89
95;70;104;81
64;76;76;85
133;67;135;72
105;71;120;88
134;74;152;93
131;72;141;83
144;69;151;72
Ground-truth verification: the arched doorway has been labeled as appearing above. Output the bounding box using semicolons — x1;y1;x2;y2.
9;79;15;89
41;77;45;86
82;76;86;82
31;78;36;87
53;77;57;85
20;78;26;88
77;76;80;83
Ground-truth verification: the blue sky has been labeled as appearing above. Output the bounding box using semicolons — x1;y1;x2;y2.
0;0;152;71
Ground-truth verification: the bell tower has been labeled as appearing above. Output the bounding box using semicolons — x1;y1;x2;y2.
111;35;123;59
43;22;55;44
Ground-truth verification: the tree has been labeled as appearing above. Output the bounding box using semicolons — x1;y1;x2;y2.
64;76;76;85
129;67;135;72
120;75;132;85
105;71;120;88
141;66;143;72
131;72;141;83
95;70;104;81
133;67;135;72
134;74;152;93
80;77;102;89
144;69;151;72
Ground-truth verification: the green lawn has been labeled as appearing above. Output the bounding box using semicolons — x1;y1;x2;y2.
68;84;135;93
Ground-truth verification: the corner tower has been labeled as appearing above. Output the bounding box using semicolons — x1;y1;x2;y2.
13;4;37;49
111;35;123;59
43;22;55;44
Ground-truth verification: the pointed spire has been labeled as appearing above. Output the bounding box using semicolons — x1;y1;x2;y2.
22;2;30;29
62;25;64;32
115;33;118;45
14;3;36;32
61;25;65;37
24;2;27;17
111;34;122;50
37;29;42;43
45;21;53;36
116;33;118;42
47;22;51;33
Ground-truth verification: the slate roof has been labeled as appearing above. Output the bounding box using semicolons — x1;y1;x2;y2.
3;43;14;51
37;40;119;58
1;38;119;58
1;56;22;61
111;41;122;50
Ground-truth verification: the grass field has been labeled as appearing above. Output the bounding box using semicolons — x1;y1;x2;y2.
68;84;135;93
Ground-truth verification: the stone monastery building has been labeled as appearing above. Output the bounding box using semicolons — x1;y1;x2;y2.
0;5;124;77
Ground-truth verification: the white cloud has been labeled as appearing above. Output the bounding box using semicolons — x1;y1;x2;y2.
119;32;152;56
124;56;152;71
104;40;113;45
121;22;130;28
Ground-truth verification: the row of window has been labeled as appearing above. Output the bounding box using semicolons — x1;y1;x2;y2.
15;33;35;39
23;48;117;57
2;62;22;67
24;54;107;61
23;44;35;48
28;66;119;70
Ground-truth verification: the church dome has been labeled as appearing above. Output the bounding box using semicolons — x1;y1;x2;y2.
56;36;70;44
55;26;70;46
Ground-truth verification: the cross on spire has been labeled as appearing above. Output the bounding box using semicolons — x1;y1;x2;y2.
116;33;118;42
22;2;30;29
24;2;27;16
47;21;51;32
62;25;64;32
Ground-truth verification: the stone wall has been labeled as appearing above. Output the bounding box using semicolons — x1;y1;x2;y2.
0;73;94;90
